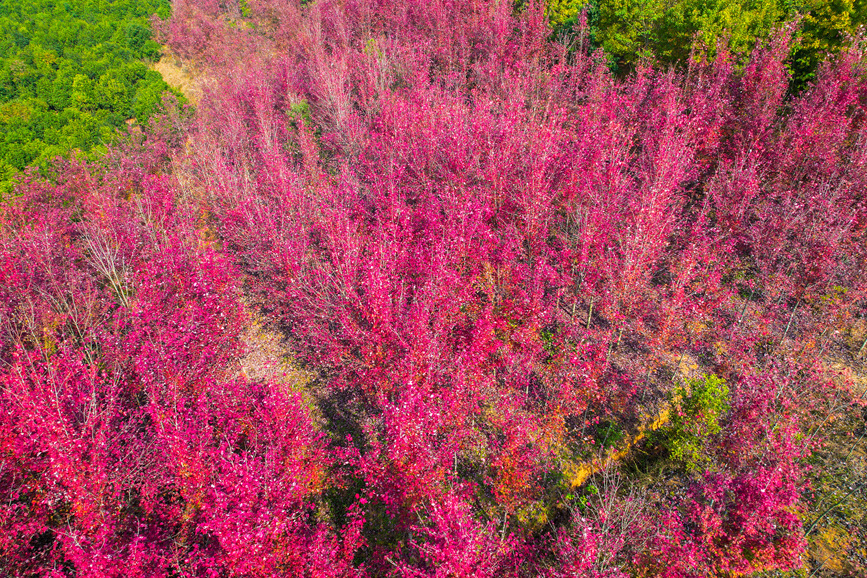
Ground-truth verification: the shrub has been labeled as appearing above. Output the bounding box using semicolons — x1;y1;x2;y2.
657;374;730;472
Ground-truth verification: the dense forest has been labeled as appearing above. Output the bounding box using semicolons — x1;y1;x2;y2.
1;0;866;577
0;0;175;193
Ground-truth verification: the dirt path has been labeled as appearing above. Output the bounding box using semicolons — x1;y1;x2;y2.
238;306;311;394
151;50;203;105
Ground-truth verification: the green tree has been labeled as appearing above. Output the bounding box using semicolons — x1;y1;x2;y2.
70;73;95;110
791;0;867;87
595;0;666;67
95;72;131;112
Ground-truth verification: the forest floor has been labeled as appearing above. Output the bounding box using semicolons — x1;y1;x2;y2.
797;338;867;577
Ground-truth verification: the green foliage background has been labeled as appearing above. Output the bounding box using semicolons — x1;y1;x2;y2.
0;0;176;193
545;0;865;80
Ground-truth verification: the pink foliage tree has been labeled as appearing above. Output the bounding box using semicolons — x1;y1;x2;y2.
2;0;866;576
